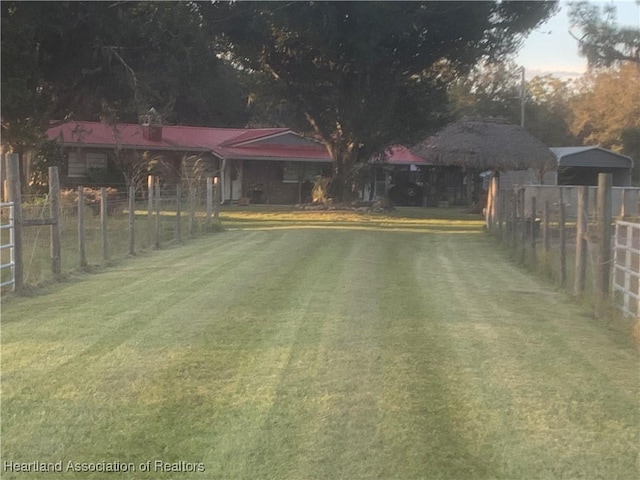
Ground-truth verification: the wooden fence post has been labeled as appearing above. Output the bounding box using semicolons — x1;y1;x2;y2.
189;184;196;236
214;176;220;221
101;187;109;261
48;167;61;279
175;183;182;242
543;200;550;257
6;154;23;291
154;177;161;248
511;190;518;250
148;175;154;246
492;179;500;231
519;188;526;263
206;176;213;229
559;202;567;287
530;196;537;266
128;184;136;255
501;191;508;242
78;186;87;267
505;190;512;243
574;186;588;297
1;154;6;203
485;176;497;229
596;173;613;304
497;190;504;239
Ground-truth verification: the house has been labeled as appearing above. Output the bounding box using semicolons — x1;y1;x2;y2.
46;119;332;204
46;119;426;205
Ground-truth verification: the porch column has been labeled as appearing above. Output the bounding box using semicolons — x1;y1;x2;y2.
384;170;391;196
465;168;474;205
220;158;227;204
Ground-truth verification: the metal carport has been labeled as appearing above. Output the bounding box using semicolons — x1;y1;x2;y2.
551;146;633;186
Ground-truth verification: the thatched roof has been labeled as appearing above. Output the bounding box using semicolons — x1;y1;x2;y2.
411;118;556;171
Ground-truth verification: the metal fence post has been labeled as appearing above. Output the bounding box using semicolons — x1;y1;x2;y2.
6;154;23;291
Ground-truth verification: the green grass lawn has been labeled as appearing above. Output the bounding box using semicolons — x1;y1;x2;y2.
1;208;638;479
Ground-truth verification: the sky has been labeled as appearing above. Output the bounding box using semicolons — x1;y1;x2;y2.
515;0;640;80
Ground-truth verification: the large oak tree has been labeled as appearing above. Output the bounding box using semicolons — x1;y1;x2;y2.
1;1;247;154
215;1;558;201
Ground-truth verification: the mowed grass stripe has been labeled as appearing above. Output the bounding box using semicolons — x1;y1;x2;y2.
1;215;638;479
420;235;638;477
2;232;292;392
2;231;336;463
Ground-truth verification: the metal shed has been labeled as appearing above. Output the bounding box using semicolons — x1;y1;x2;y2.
550;146;634;186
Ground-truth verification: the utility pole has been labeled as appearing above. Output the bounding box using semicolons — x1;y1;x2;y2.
520;66;526;128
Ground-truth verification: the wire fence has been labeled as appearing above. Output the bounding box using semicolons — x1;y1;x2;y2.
486;175;640;322
2;173;221;291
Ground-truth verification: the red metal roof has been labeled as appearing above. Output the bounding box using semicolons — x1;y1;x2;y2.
378;145;432;165
219;128;291;147
47;121;274;151
219;144;331;162
46;121;429;165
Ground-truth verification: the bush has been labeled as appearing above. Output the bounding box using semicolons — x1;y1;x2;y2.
59;188;123;216
311;177;331;204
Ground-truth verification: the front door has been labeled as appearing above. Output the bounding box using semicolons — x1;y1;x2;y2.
222;159;243;202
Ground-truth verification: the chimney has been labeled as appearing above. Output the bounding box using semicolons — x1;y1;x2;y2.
141;107;162;142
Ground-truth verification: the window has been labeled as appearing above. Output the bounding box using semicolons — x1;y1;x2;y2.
67;151;107;177
282;162;326;183
86;152;107;171
67;152;84;177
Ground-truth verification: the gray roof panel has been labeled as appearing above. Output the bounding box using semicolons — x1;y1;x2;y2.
549;146;633;168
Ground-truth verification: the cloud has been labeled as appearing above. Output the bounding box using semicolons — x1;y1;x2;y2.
525;68;585;81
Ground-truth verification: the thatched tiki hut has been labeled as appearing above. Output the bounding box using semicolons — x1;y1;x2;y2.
411;118;556;207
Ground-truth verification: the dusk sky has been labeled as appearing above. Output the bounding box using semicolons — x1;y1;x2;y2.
515;0;640;79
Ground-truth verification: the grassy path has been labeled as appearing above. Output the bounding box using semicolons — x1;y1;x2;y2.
1;210;638;479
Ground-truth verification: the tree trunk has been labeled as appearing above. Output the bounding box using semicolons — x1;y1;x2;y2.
330;144;359;204
332;161;348;203
308;117;360;204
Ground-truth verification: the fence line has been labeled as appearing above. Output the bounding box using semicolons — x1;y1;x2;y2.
2;157;222;292
488;173;640;320
613;221;640;319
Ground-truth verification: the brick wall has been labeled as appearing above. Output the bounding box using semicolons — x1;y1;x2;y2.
243;160;313;204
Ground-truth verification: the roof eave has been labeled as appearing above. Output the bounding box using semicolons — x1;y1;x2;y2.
57;142;209;153
221;154;332;163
